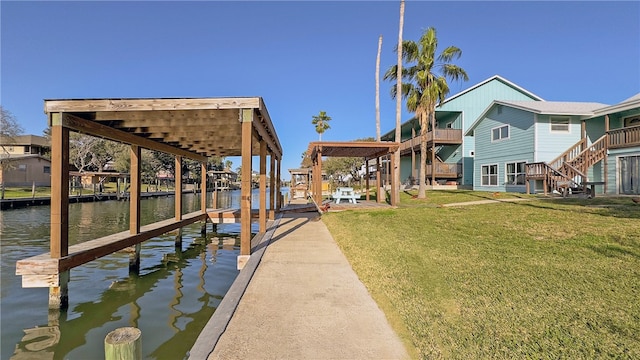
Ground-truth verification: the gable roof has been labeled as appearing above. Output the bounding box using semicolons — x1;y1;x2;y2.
440;75;544;106
591;93;640;117
465;100;609;136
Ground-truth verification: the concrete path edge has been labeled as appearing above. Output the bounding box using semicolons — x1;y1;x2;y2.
187;215;282;360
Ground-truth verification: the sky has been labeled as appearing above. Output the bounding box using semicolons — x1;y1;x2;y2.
2;1;639;180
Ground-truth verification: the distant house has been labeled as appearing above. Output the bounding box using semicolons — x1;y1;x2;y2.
381;75;542;186
465;101;607;193
0;154;52;187
1;135;52;187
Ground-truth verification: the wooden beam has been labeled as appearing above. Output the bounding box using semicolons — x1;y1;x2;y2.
259;140;267;233
50;117;69;258
17;212;209;281
130;145;141;234
276;158;282;210
45;97;262;113
390;151;397;206
240;109;253;256
58;113;207;162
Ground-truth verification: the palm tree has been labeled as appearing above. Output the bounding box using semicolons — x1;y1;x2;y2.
312;111;332;141
384;26;468;198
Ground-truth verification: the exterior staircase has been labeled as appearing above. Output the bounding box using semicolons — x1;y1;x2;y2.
525;135;607;195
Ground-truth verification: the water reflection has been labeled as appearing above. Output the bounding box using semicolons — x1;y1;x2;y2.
1;190;265;360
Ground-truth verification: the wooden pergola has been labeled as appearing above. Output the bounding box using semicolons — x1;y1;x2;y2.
16;97;282;308
306;141;400;206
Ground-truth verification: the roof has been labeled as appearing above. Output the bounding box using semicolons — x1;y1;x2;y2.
440;75;544;106
307;141;399;160
0;134;49;147
465;100;609;136
44;97;282;161
380;75;541;140
592;93;640;117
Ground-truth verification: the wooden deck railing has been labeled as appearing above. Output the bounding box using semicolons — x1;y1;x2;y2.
425;162;461;178
399;129;463;153
609;125;640;149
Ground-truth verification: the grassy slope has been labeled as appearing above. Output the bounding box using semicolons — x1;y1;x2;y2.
323;191;640;359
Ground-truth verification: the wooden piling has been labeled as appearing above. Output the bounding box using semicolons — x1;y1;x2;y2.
104;327;142;360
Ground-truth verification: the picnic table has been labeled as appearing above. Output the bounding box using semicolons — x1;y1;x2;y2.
332;187;359;204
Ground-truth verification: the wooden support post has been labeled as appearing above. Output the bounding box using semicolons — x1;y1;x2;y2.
315;147;322;205
269;152;275;219
201;161;207;213
365;158;370;201
604;114;610;194
376;157;382;203
175;156;183;221
49;115;70;309
276;158;282;211
411;127;417;181
259;140;267;233
105;327;142;360
50;116;69;259
129;145;142;273
239;109;253;269
390;150;398;206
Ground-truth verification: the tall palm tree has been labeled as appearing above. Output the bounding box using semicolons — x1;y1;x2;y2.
385;26;468;198
312;111;332;141
393;0;405;205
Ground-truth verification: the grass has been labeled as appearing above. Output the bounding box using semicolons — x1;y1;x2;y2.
322;191;640;359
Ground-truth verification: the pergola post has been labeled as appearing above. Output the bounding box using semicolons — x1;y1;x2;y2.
314;147;322;205
49;113;69;309
259;140;267;233
390;150;398;206
174;156;183;246
269;152;276;219
276;159;282;210
201;161;208;235
129;145;142;272
365;158;370;201
239;109;253;269
376;157;382;204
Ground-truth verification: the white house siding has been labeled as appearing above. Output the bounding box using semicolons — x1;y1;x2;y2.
439;79;540;185
472;106;535;192
534;115;583;162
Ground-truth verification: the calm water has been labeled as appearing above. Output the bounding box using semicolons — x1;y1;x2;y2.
0;189;272;360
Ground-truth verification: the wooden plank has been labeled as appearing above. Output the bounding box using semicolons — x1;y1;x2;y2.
206;209;260;224
175;156;183;221
50;120;69;258
45;97;262;113
94;109;239;126
240;110;253;256
17;212;208;277
58;113;207;162
259;140;267;233
201;162;207;214
130;145;141;234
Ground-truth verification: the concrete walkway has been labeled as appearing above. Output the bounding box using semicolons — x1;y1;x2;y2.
189;210;409;359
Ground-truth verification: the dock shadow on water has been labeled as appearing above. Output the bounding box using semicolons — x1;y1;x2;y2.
1;191;259;360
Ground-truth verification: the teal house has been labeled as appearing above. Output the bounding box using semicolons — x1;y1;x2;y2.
466;94;640;195
381;75;542;186
465;101;607;193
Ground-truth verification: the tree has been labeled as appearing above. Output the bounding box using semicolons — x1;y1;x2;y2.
392;0;405;204
375;34;383;142
0;106;24;160
300;151;312;168
384;27;468;198
311;111;331;141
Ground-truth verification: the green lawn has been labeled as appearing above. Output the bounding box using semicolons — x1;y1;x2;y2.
323;191;640;359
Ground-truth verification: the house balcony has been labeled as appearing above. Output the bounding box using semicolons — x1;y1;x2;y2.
399;129;463;155
424;162;462;179
608;125;640;149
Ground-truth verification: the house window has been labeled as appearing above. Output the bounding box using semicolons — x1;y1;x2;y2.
44;166;51;174
550;117;570;132
491;125;509;141
481;164;498;186
506;161;526;185
624;115;640;128
18;164;27;171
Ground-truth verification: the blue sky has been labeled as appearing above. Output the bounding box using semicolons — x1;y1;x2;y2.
2;1;639;179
